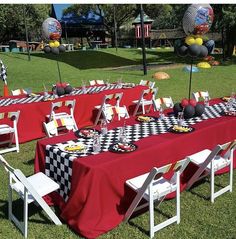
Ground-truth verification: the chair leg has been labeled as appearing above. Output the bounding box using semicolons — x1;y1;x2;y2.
176;172;180;224
149;186;155;239
229;161;233;192
210;168;215;203
23;190;28;238
8;185;13;221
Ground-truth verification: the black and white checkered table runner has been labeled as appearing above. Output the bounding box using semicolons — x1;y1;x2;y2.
0;84;123;107
45;101;236;201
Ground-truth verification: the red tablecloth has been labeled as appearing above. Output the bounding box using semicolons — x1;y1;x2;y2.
0;85;146;143
34;99;236;238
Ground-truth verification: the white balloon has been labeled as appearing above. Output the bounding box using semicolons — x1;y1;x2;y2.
42;17;62;40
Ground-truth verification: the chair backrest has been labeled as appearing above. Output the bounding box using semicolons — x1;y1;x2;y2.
192;91;210;102
89;80;105;86
139;80;155;89
49;100;76;121
186;139;236;189
11;89;27;96
155;97;174;109
0;111;20;126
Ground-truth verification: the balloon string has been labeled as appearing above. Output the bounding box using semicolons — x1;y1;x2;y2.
56;60;62;84
188;58;193;101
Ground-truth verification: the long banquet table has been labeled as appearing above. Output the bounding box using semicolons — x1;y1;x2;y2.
0;85;146;143
34;99;236;238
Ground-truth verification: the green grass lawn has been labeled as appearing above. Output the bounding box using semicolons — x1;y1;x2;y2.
0;48;236;238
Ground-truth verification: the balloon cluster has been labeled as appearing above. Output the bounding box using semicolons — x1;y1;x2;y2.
173;98;205;119
42;17;66;55
52;83;73;97
177;4;214;59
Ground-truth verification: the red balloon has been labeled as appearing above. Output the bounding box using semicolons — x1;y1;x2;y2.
181;98;189;108
189;99;197;107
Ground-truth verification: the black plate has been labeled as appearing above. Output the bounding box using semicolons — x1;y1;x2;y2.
168;125;195;134
75;128;100;139
109;142;137;153
136;115;158;123
220;111;236;117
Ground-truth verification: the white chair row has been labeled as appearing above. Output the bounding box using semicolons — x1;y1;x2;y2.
0;155;62;238
124;139;236;238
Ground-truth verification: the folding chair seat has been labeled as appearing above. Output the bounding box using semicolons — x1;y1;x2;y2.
94;92;129;125
89;80;105;86
132;88;158;116
192;91;210;102
0;155;62;238
46;100;78;132
186;140;236;203
124;159;189;238
0;111;20;154
139;79;155;89
11;89;27;96
154;96;174;110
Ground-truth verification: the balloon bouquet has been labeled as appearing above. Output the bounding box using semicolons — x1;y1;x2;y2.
42;17;72;96
174;4;214;119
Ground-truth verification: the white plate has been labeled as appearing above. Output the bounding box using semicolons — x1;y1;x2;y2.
59;142;86;154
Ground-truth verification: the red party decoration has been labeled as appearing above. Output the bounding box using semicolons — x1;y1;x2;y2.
189;99;197;107
181;98;189;108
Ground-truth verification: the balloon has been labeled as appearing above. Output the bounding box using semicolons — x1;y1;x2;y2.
64;85;73;94
173;103;183;116
181;98;189;108
198;45;208;58
204;39;215;54
189;99;197;107
188;44;201;57
183;65;199;73
42;17;62;40
56;86;65;96
58;45;66;53
195;37;203;45
177;45;188;57
183;4;214;35
43;46;51;53
195;103;205;116
197;62;211;69
49;41;55;48
51;47;59;55
185;36;195;45
54;41;60;48
184;105;195;119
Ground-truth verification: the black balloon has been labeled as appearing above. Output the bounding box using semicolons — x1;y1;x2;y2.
184;105;195;119
188;44;201;58
43;46;51;53
59;45;66;53
56;86;65;96
64;85;73;94
177;45;188;57
173;103;183;116
194;103;205;116
51;47;59;55
198;45;208;58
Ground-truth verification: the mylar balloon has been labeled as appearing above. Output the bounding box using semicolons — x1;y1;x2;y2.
64;85;73;94
42;17;62;40
195;37;203;45
184;105;195;119
173;103;183;116
56;86;65;96
51;47;59;55
43;46;51;53
188;44;201;57
195;103;205;116
183;65;199;73
185;36;195;46
183;4;214;35
58;45;66;53
198;45;208;58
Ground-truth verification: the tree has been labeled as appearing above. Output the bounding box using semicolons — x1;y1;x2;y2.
0;4;50;44
63;4;137;47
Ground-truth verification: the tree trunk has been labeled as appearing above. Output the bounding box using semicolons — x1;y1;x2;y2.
225;26;236;59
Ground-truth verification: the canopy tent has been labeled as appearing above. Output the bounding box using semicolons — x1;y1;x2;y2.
51;4;105;39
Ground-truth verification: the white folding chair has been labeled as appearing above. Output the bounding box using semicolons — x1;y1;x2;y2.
0;155;62;238
94;92;129;125
0;111;20;154
47;100;78;132
124;159;189;238
132;88;158;116
89;80;105;86
154;96;174;110
139;80;155;89
192;91;210;102
11;89;27;96
186;140;236;203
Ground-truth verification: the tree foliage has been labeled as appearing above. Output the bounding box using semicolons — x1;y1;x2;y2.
0;4;50;43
